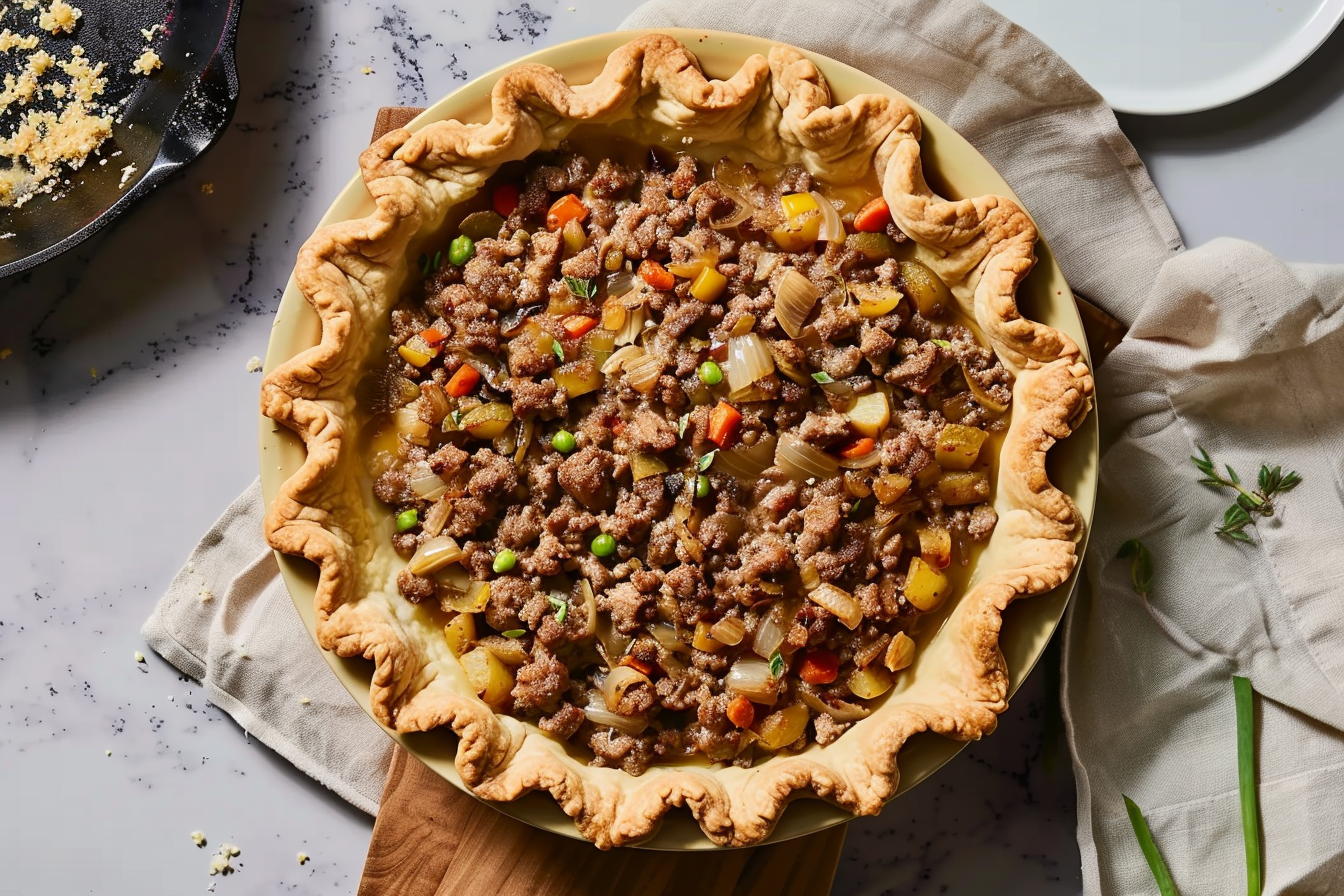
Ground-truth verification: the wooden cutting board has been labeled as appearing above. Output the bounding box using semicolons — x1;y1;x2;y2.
356;106;848;896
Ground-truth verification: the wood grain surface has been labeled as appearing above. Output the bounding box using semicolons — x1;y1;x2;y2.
356;106;847;896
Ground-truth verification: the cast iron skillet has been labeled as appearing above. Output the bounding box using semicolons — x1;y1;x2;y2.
0;0;241;279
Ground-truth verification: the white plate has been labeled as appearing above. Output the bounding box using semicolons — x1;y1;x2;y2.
983;0;1344;114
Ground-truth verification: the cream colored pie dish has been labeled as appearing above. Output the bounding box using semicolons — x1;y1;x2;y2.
260;32;1094;848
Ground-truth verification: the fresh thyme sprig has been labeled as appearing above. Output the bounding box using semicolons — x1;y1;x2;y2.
1190;446;1301;542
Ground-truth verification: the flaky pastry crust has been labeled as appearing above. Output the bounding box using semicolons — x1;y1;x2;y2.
261;33;1093;848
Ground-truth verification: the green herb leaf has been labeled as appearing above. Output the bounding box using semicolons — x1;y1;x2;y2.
847;497;867;519
1117;539;1154;595
551;338;565;363
548;595;568;624
768;650;784;679
811;371;835;384
449;409;464;428
501;629;526;639
931;338;952;350
677;412;690;439
432;250;442;273
1193;445;1301;541
1234;676;1261;896
419;253;431;278
1123;795;1180;896
697;450;717;472
564;276;596;299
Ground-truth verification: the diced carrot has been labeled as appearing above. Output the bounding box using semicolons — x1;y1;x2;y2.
419;326;447;346
492;183;520;217
726;694;756;729
837;437;876;459
638;259;675;291
618;655;656;676
707;401;743;449
853;197;892;233
444;364;481;398
561;315;598;338
797;649;840;685
546;193;588;232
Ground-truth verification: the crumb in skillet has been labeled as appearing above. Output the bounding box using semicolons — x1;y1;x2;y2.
130;48;160;75
39;0;81;34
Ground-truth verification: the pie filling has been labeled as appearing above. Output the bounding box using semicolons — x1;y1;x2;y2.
362;143;1013;774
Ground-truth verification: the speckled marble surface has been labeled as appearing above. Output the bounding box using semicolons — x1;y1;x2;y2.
4;1;1343;893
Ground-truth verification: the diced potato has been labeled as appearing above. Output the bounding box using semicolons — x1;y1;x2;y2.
845;391;890;438
915;462;943;490
553;358;602;399
692;619;726;653
872;472;912;504
935;424;988;471
629;450;669;481
852;282;903;318
476;634;530;666
899;260;953;318
443;613;476;658
937;470;990;506
397;334;437;367
847;665;894;699
904;556;949;611
460;402;514;440
754;702;811;751
459;647;515;707
772;193;821;252
846;231;900;262
884;632;916;672
917;526;952;570
690;267;728;302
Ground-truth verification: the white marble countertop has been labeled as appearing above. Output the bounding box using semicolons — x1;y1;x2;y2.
3;2;1342;893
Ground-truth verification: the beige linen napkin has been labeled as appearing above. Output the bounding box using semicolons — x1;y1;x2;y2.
1063;241;1344;895
144;0;1187;857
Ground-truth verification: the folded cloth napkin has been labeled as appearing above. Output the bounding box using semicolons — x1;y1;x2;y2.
144;0;1189;864
1063;241;1344;895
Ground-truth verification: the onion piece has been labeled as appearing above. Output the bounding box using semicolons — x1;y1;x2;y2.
614;305;645;346
799;561;821;592
606;269;635;298
838;449;883;470
623;352;664;393
407;462;449;501
583;692;648;735
422;497;454;537
751;602;792;659
687;181;755;229
649;622;691;655
726;333;775;392
961;361;1011;414
407;535;465;575
709;617;746;646
581;578;598;636
775;433;840;482
600;665;651;714
601;344;645;376
773;270;819;339
419;384;450;424
513;418;534;465
809;191;845;243
715;434;777;480
754;251;781;283
393;407;430;446
725;657;780;704
463;351;510;390
807;583;863;630
799;685;873;722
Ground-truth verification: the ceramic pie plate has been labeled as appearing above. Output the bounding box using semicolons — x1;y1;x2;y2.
258;27;1098;850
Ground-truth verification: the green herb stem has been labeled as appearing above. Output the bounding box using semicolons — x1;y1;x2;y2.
1124;795;1180;896
1234;676;1262;896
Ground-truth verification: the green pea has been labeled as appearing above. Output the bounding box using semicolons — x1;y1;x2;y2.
551;429;577;454
697;360;723;386
395;509;419;532
695;474;711;499
492;549;517;574
590;533;617;558
448;235;475;266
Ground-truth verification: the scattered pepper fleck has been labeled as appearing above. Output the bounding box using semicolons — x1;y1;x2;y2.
360;66;373;75
134;651;145;663
191;831;207;847
297;853;309;865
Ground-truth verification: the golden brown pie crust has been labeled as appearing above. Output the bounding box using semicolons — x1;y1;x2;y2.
261;33;1094;848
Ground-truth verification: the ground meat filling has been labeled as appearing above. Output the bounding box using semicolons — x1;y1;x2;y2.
366;144;1011;774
